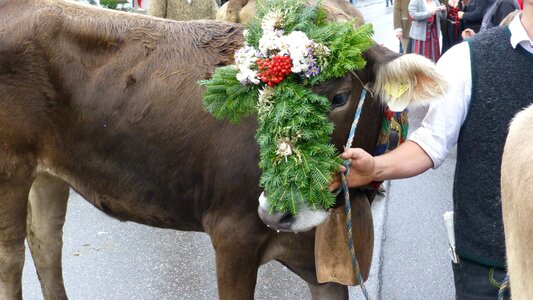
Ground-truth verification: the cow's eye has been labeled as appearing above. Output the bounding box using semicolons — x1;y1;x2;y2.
331;92;350;109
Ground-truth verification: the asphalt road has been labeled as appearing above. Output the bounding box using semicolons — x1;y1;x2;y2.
359;2;456;299
22;2;455;299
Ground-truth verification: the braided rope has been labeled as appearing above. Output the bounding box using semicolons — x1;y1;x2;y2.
497;274;510;300
341;87;370;300
339;86;409;299
344;89;368;150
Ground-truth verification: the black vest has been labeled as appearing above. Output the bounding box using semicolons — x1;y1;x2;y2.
454;26;533;268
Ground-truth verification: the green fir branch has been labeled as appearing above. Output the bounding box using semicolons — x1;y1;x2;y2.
201;0;373;214
200;67;258;123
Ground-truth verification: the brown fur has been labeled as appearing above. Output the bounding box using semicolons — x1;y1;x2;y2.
0;0;401;299
501;104;533;300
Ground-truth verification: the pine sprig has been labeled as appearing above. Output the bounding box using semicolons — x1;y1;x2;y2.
200;67;259;123
201;0;372;214
308;22;374;83
254;81;340;214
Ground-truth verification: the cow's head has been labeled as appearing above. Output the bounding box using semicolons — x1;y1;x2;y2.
257;44;446;232
212;0;447;232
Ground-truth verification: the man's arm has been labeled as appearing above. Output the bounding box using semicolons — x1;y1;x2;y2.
340;141;434;188
462;0;490;22
334;42;472;189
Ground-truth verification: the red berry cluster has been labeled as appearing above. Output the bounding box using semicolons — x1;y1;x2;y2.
256;55;292;87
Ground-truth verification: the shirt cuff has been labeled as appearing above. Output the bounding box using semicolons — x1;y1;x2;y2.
407;127;448;169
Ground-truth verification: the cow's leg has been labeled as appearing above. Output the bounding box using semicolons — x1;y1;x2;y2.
208;216;264;300
272;231;349;300
278;262;349;300
0;181;32;300
307;282;348;300
26;174;69;300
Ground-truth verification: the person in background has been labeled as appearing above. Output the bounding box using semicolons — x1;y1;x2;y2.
458;0;491;33
334;2;533;298
149;0;218;21
408;0;447;61
480;0;520;31
394;0;413;53
387;0;394;8
442;0;464;53
492;0;521;23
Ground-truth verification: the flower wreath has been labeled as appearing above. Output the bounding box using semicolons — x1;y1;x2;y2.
201;0;374;214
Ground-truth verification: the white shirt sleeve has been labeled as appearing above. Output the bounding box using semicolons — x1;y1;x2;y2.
407;42;472;169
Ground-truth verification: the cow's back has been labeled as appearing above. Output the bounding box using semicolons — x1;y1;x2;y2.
0;0;256;231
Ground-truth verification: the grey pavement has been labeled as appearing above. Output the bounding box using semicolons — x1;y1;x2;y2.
22;1;455;299
354;2;456;298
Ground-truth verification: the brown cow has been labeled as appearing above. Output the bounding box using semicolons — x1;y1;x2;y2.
0;0;445;299
501;103;533;300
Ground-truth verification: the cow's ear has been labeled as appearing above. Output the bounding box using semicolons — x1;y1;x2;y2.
374;53;447;112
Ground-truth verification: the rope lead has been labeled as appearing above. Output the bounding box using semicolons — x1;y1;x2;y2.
341;85;371;300
497;274;510;300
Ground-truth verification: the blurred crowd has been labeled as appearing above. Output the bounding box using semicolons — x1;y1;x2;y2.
393;0;522;61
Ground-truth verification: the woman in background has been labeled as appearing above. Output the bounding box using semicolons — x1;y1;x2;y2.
442;0;463;54
408;0;447;62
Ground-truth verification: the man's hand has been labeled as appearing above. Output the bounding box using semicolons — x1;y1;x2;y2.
461;28;475;38
328;148;376;191
458;11;464;19
341;148;376;188
329;141;434;192
448;0;459;7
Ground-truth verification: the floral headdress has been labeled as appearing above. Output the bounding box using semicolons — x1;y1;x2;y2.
201;0;373;214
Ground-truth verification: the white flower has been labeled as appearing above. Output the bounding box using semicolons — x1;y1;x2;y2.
236;69;260;85
234;46;260;85
276;141;293;157
233;21;327;85
257;87;275;116
258;31;284;56
234;46;257;67
316;43;330;56
280;31;313;73
259;86;275;103
261;11;284;32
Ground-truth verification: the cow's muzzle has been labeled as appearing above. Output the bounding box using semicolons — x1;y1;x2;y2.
257;192;331;232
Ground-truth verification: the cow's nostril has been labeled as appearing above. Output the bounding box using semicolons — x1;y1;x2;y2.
278;213;294;225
